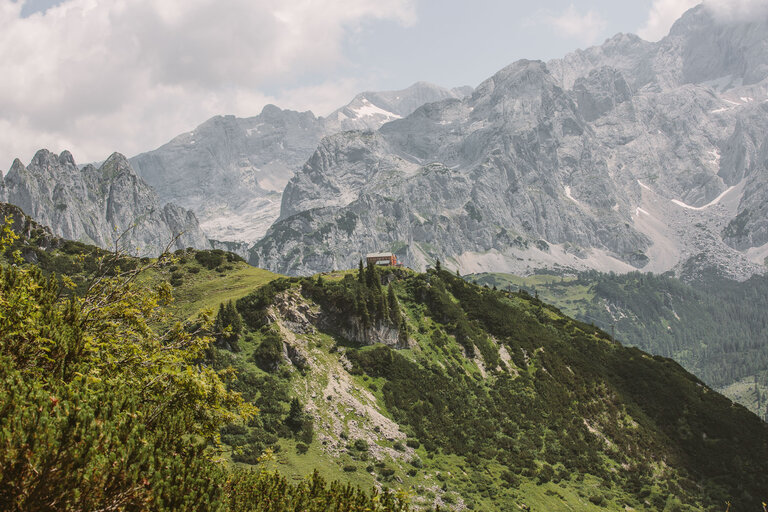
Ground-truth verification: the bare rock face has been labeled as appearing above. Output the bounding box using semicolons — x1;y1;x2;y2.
250;6;768;280
130;82;470;245
3;150;209;256
269;289;404;362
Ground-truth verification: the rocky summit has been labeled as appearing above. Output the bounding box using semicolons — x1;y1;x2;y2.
130;82;471;246
250;5;768;280
1;149;209;257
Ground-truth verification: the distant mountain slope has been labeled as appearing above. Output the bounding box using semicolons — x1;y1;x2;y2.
130;82;470;244
467;270;768;419
325;82;473;132
251;5;768;280
1;150;209;256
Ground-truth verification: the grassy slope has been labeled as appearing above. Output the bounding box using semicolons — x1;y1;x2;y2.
218;314;621;512
159;261;278;320
163;266;630;510
11;225;767;511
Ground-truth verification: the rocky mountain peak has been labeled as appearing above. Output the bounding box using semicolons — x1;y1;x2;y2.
3;150;210;256
475;60;552;98
30;148;68;171
100;152;134;179
667;4;710;37
665;4;768;87
260;103;283;117
8;158;25;175
58;150;76;167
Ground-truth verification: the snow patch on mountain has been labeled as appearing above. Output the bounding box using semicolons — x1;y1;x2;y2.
351;99;401;120
671;185;737;211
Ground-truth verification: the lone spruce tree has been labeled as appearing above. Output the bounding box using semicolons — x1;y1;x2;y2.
387;284;401;325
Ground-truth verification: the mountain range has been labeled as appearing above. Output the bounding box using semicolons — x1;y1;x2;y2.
247;5;768;279
0;150;208;256
129;82;472;247
6;5;767;284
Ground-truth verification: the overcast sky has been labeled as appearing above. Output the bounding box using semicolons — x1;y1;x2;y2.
0;0;757;166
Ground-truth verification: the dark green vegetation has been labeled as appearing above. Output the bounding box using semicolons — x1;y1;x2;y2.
223;265;768;511
468;271;768;418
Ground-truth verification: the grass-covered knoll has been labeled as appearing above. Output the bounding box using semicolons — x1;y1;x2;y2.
142;247;278;322
467;270;768;418
0;201;279;320
220;265;768;511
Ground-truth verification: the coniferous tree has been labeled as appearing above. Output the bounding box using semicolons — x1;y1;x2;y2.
359;298;371;328
387;284;401;325
286;398;305;433
214;300;243;352
365;261;379;290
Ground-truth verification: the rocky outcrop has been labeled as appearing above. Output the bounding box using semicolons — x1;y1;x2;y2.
3;150;209;256
250;6;768;280
269;288;405;349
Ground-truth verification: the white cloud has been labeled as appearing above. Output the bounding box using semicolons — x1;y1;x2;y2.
529;4;608;47
638;0;700;41
704;0;768;22
0;0;416;166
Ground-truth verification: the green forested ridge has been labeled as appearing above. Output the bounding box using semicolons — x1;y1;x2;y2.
467;270;768;417
222;266;768;511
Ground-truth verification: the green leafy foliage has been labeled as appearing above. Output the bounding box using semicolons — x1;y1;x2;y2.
0;356;225;511
252;326;285;372
195;249;244;270
0;220;251;510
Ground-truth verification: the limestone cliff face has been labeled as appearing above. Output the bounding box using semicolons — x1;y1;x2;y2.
269;288;404;351
3;150;209;256
251;5;768;279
